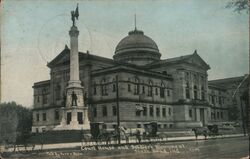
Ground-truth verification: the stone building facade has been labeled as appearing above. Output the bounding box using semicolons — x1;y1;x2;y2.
32;28;243;133
208;76;248;123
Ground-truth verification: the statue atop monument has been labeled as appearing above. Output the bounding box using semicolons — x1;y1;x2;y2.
71;4;79;26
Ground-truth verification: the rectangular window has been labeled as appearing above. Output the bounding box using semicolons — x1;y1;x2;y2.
101;83;108;96
55;110;59;120
143;106;147;116
212;96;215;104
194;91;198;99
155;88;158;95
150;106;154;117
167;90;170;97
128;84;131;92
156;107;160;117
134;83;139;95
36;113;39;122
221;112;223;119
136;105;141;116
37;96;40;103
201;92;205;100
101;85;105;96
164;124;167;128
148;86;153;97
217;112;220;119
102;106;107;117
189;109;192;118
42;113;46;121
169;124;173;128
186;82;190;99
93;85;97;95
186;89;190;99
43;95;48;104
142;86;145;94
55;85;61;100
158;124;161;129
93;107;97;117
113;84;116;92
162;108;166;117
77;112;83;124
168;108;172;116
160;88;165;98
112;106;117;116
219;97;222;105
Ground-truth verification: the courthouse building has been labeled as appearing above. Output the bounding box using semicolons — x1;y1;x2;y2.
31;25;246;133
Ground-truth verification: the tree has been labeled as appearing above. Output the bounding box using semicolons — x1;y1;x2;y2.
226;0;249;13
0;102;32;145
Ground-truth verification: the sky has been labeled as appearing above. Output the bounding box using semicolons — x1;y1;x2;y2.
1;0;249;107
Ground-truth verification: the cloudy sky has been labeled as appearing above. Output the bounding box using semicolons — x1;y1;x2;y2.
1;0;248;107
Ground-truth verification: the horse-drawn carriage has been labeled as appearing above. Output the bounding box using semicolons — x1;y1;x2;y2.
192;124;222;139
89;122;119;145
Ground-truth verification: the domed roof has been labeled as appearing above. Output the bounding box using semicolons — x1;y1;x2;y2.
115;29;160;55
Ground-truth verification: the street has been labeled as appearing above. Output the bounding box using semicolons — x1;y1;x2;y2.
2;136;249;159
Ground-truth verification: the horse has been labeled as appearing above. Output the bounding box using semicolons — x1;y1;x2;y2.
192;127;208;140
120;126;145;143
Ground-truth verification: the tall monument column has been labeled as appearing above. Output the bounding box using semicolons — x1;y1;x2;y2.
69;26;80;86
57;4;90;130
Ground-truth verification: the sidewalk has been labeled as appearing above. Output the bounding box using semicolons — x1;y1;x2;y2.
3;133;247;152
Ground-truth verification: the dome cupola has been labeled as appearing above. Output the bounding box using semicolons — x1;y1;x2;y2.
113;28;161;66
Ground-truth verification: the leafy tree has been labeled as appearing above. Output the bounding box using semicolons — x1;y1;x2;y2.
0;102;32;145
226;0;249;13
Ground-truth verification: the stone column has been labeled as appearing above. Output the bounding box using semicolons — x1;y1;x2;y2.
68;26;81;88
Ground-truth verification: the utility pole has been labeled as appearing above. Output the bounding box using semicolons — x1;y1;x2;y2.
240;96;246;136
116;74;121;144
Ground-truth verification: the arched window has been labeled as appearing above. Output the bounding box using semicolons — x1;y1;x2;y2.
194;85;198;99
160;82;165;98
134;77;140;95
148;80;153;97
